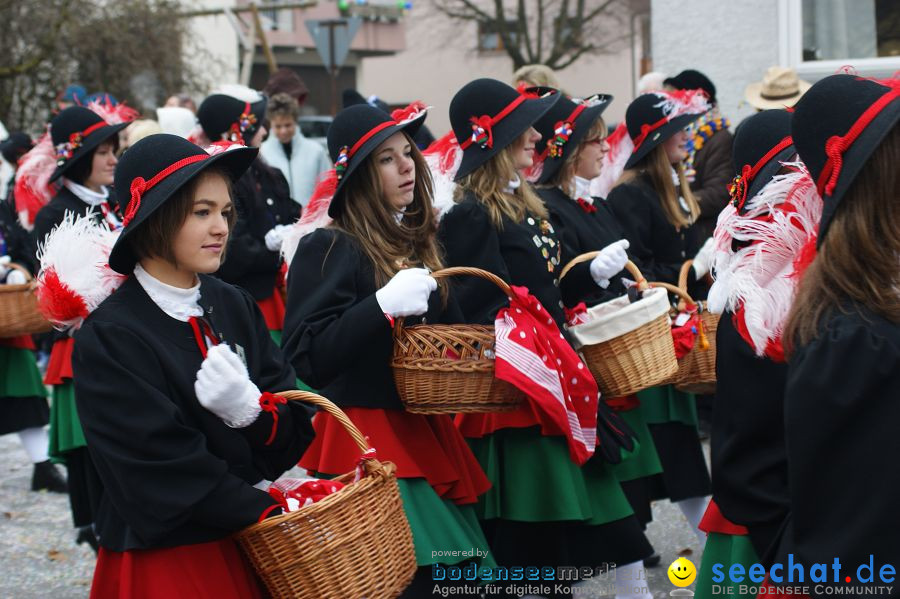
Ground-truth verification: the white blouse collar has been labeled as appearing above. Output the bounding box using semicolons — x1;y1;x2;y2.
63;178;110;206
572;175;593;203
133;263;203;322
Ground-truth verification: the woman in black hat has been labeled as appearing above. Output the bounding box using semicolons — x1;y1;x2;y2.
281;103;495;596
692;110;821;598
197;86;297;345
439;79;653;597
777;74;900;590
31;105;130;550
68;133;315;597
605;91;713;544
531;93;666;581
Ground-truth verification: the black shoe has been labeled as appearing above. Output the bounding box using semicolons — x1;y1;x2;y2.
643;551;661;568
31;460;68;493
76;526;99;554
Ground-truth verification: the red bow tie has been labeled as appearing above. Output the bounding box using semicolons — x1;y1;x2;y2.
576;198;597;214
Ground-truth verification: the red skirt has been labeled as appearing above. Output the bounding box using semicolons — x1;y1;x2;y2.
256;287;285;332
0;335;36;350
699;499;749;535
300;408;491;505
91;538;264;599
45;337;74;385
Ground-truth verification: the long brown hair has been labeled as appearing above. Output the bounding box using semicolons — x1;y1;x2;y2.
541;118;607;197
331;132;444;286
784;125;900;352
454;142;548;229
616;144;699;230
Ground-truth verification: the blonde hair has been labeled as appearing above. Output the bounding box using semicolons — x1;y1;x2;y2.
455;144;548;229
332;133;445;287
616;144;699;229
513;64;560;89
784;125;900;352
541;118;607;196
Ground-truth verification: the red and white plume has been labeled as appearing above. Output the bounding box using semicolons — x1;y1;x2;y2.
707;162;822;357
13;132;55;230
591;90;710;198
423;130;462;220
35;214;125;331
281;170;336;269
84;97;139;125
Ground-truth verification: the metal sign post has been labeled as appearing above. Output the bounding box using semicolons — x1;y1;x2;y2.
305;18;362;115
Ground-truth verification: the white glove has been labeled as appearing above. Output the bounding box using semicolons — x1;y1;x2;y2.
6;269;26;285
375;268;437;317
264;225;290;252
0;256;10;280
589;239;630;288
194;344;262;428
692;237;716;280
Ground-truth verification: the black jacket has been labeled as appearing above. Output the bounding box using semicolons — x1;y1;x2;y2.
776;307;900;595
606;175;703;291
32;186;109;259
438;191;567;329
539;186;628;309
282;228;462;410
214;158;298;300
0;189;38;274
711;312;789;565
72;275;315;551
690;129;734;240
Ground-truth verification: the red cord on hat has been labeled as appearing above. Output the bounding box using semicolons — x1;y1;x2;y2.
458;89;542;151
729;136;793;211
630;116;669;153
817;88;899;196
121;154;209;228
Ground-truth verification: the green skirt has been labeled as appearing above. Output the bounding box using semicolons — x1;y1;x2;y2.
48;382;86;461
637;385;698;427
468;427;634;525
611;408;663;482
696;532;761;599
0;347;48;398
397;478;497;568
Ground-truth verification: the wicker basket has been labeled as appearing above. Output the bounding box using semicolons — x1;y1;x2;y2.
561;256;678;397
670;260;719;395
391;266;524;414
0;263;52;338
236;390;417;599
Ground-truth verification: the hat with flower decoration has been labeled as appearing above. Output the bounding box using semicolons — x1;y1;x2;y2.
325;102;428;218
48;106;129;182
449;78;560;181
532;92;613;184
622;90;710;169
728;109;796;214
197;85;268;145
108;134;258;274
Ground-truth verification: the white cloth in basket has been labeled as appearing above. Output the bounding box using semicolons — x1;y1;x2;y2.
568;286;671;347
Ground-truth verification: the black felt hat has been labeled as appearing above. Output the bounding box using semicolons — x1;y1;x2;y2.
791;74;900;244
108;134;258;274
326;103;427;219
728;109;796;213
0;132;34;165
49;106;128;182
449;78;560;181
623;91;709;169
197;92;268;144
664;69;717;104
532;93;613;184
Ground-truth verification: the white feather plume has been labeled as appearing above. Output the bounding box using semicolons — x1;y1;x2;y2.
213;84;264;103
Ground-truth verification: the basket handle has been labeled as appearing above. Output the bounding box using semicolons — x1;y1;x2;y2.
559;255;647;291
275;390;371;455
677;259;693;293
429;266;513;297
6;263;34;284
647;280;696;308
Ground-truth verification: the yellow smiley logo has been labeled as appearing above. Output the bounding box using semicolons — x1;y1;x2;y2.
667;557;697;587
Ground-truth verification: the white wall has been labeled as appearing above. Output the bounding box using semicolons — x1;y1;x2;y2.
651;0;781;126
183;0;241;95
358;6;640;135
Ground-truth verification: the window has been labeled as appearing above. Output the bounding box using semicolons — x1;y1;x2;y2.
801;0;899;61
261;0;294;32
478;21;519;52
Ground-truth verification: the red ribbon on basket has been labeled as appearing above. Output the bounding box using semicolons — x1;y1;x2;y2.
354;447;378;482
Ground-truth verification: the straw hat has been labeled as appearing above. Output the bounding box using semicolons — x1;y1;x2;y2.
744;67;812;110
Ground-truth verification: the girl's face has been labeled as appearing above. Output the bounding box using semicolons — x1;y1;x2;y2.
511;127;542;171
374;131;416;211
84;141;118;190
270;115;297;145
171;174;233;276
574;135;610;180
663;129;690;164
